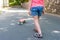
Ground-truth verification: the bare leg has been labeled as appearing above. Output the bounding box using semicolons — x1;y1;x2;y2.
33;16;42;35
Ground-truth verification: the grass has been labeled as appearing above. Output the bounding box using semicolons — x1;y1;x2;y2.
9;0;29;6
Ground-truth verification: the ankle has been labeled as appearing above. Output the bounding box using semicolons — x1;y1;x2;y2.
38;31;42;35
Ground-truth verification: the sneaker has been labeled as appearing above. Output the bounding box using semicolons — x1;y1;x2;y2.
33;33;43;38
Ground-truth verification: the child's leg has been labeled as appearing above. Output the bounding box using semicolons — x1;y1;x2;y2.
30;6;43;37
33;16;42;35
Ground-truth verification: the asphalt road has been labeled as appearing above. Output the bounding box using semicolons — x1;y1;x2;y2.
0;12;60;40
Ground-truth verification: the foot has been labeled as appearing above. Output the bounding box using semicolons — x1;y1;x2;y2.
18;20;26;25
33;33;43;38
